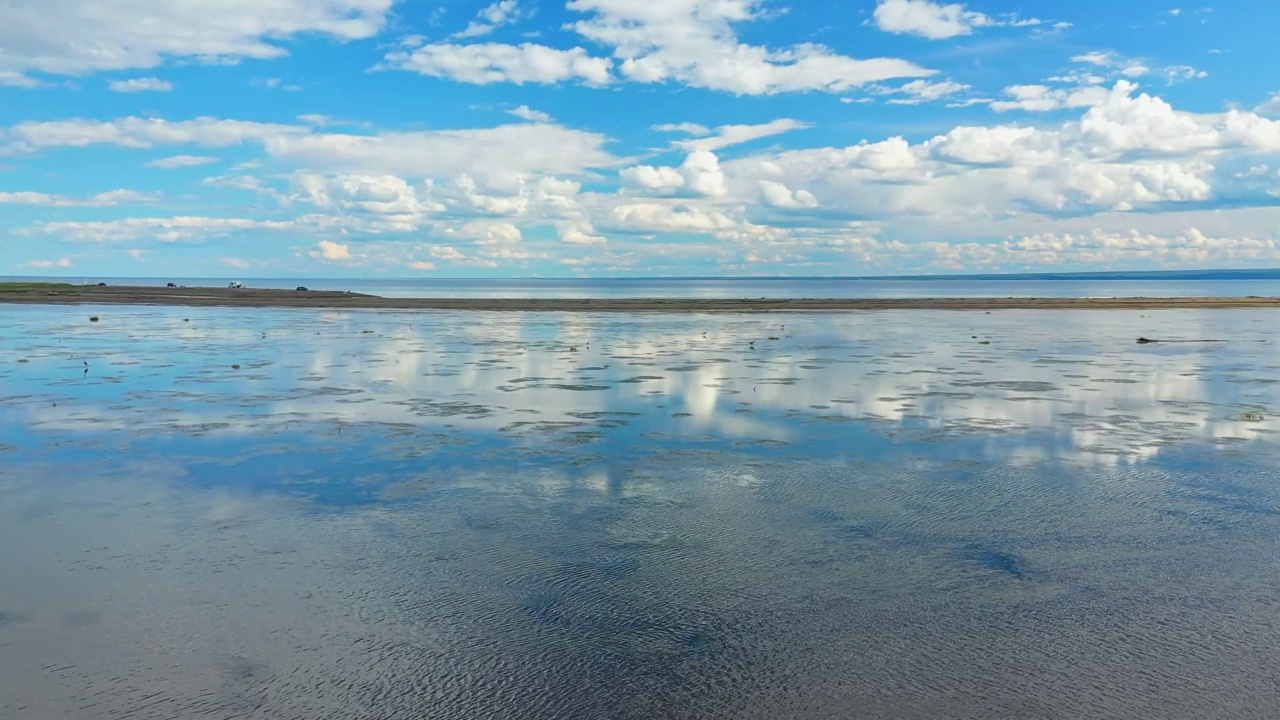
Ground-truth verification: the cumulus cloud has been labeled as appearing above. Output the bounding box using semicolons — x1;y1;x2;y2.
312;240;353;261
290;173;443;224
1254;92;1280;118
759;180;818;208
0;0;393;82
383;42;614;86
621;164;685;192
388;0;934;94
558;220;607;245
872;0;993;39
11;79;1280;276
455;219;523;244
989;84;1111;112
430;246;467;261
108;77;173;92
679;150;728;197
621;150;728;197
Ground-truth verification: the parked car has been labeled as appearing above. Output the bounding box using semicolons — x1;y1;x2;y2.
228;281;244;289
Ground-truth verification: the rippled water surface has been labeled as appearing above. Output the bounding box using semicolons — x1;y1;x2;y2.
2;306;1279;719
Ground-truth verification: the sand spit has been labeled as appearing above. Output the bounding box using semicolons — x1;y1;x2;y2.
3;284;1280;311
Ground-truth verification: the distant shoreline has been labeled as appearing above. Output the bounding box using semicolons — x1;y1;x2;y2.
3;284;1280;311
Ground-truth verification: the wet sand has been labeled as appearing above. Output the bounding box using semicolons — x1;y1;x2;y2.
4;284;1280;311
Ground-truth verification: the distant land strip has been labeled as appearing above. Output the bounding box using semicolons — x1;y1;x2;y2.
3;284;1280;311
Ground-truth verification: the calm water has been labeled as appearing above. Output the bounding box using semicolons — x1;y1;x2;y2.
15;275;1280;299
2;305;1279;718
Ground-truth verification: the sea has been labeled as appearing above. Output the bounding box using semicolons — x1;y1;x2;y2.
2;274;1279;718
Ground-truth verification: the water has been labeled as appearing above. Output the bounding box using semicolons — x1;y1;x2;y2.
12;275;1280;299
2;305;1279;718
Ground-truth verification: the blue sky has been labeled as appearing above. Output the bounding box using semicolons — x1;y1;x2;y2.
2;0;1279;278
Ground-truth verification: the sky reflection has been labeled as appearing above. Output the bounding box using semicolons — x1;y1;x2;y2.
3;306;1280;718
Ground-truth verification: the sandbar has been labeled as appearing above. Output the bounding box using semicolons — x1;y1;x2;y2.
3;284;1280;311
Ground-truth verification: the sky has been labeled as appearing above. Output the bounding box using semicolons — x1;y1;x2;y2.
2;0;1280;278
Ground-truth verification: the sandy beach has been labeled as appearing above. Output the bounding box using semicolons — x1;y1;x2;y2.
3;283;1280;310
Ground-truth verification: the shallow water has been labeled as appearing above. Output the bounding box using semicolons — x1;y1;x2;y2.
2;306;1279;719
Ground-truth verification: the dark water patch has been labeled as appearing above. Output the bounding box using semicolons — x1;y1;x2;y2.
390;399;495;418
958;545;1029;579
953;380;1061;393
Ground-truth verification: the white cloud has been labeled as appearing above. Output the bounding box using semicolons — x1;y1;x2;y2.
0;0;393;82
701;82;1280;224
609;201;741;233
1072;51;1117;66
673;119;809;151
558;220;606;245
289;173;443;232
653;123;711;136
13;82;1280;276
108;77;173;92
990;83;1111;112
1258;92;1280;118
3;116;618;184
508;105;553;123
147;154;219;168
620;164;685;191
3;116;308;153
453;0;523;38
383;43;614;86
388;0;934;94
759;180;818;208
21;216;328;242
0;189;159;206
1071;50;1206;85
872;0;992;39
312;239;353;261
27;258;73;268
884;79;971;104
620;149;728;197
430;245;467;261
679;150;727;197
568;0;935;94
455;219;523;244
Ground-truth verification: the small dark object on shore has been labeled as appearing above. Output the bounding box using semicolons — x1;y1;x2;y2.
1137;337;1157;344
97;282;107;287
89;316;99;322
167;282;178;288
296;286;309;292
